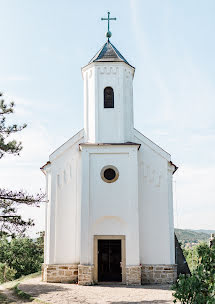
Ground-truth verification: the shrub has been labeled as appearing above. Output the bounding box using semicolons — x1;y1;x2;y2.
173;243;215;303
0;233;44;280
0;263;16;283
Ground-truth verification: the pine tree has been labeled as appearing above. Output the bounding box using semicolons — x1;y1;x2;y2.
0;93;45;237
0;92;26;158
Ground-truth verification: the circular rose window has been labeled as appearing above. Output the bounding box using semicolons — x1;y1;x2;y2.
101;165;119;183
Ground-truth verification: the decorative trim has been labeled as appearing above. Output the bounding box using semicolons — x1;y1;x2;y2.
141;161;162;187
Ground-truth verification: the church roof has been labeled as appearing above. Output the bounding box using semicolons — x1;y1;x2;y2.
79;142;141;149
88;40;134;68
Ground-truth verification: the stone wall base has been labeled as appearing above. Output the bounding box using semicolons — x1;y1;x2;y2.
78;265;94;285
42;264;78;283
42;263;176;285
126;266;141;285
141;264;177;284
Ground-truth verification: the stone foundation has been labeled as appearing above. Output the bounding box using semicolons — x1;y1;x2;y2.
141;264;177;284
42;264;78;283
126;266;141;285
78;265;94;285
42;263;176;285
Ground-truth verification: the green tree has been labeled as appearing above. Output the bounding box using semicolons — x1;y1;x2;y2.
183;245;200;273
173;243;215;303
0;93;45;236
0;234;44;280
0;263;16;283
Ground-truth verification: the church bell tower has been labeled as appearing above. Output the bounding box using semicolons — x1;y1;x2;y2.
82;19;135;143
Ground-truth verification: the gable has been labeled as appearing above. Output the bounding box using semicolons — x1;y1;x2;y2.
134;128;171;161
49;129;84;162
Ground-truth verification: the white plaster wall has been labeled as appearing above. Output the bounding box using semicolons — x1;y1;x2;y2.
82;62;135;143
79;145;140;266
134;130;175;265
84;68;96;142
44;127;175;267
44;170;51;264
44;131;84;264
44;131;175;268
123;68;134;142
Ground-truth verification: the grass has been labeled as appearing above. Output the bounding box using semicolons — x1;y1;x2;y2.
1;272;41;289
0;293;10;303
13;283;49;303
13;282;34;300
0;272;49;304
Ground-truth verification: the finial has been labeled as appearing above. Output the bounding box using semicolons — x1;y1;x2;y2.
101;12;116;40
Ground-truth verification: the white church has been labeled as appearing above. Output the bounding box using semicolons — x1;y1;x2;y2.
41;15;177;285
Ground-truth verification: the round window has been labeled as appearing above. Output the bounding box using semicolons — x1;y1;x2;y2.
101;165;119;183
104;168;116;180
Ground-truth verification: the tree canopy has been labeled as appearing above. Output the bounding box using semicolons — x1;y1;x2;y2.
173;243;215;303
0;233;44;282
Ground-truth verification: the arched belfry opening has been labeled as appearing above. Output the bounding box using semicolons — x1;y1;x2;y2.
104;87;114;108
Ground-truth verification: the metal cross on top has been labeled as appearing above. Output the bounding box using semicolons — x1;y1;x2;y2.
101;12;116;39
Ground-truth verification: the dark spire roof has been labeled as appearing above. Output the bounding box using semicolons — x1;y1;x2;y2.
88;40;133;68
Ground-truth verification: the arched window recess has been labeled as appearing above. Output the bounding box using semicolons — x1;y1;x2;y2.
104;87;114;108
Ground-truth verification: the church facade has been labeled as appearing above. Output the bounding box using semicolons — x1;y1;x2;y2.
41;38;177;285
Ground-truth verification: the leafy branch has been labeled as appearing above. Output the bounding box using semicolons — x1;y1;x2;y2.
0;92;27;159
0;189;46;237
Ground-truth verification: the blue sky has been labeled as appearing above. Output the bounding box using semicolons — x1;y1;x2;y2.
0;0;215;235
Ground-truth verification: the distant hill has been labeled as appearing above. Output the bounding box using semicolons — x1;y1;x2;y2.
194;229;215;235
174;228;215;245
